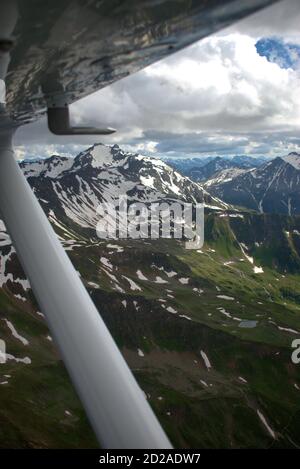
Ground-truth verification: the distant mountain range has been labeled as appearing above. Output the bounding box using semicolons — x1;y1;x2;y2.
205;152;300;215
165;155;267;182
165;151;300;215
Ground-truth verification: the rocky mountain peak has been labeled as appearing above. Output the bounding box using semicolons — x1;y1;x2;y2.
281;152;300;170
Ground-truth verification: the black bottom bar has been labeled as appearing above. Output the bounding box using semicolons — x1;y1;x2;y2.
0;449;294;467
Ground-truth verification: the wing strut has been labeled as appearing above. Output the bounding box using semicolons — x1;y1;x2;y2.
0;5;171;446
0;111;171;448
0;2;169;443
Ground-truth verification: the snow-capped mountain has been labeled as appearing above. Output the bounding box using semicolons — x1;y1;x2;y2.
165;155;265;182
187;157;237;182
20;155;74;178
281;152;300;170
19;144;227;233
204;167;247;188
206;152;300;215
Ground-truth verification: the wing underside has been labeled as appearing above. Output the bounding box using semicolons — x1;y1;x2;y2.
5;0;278;125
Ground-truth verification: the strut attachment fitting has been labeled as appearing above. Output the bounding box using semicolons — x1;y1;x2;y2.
47;105;116;135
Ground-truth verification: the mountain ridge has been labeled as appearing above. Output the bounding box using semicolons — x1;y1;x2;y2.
205;152;300;215
19;143;229;236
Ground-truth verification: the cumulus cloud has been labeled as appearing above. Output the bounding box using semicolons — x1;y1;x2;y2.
14;0;300;159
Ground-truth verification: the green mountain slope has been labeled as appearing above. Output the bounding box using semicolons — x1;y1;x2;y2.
1;209;300;448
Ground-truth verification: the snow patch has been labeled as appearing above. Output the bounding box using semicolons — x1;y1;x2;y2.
154;276;168;284
100;257;113;270
200;351;212;370
136;270;148;281
238;376;248;383
257;410;275;439
217;295;235;301
2;319;29;346
122;276;142;291
178;277;189;284
166;306;177;315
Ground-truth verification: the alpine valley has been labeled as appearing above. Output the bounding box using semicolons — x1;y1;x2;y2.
0;144;300;448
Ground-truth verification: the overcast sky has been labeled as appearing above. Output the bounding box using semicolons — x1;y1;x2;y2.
14;0;300;161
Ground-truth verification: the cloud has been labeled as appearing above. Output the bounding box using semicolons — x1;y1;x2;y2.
14;0;300;160
133;128;300;158
14;143;87;161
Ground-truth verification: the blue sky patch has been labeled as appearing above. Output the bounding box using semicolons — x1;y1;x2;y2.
255;37;300;70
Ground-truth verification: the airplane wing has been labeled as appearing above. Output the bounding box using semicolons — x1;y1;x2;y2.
6;0;278;125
